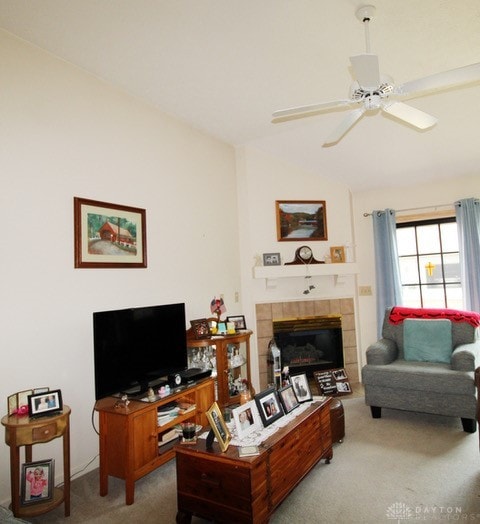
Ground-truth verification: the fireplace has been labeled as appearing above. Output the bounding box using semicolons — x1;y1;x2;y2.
256;298;358;391
273;315;344;377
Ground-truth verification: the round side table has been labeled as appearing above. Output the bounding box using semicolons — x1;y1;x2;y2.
1;406;71;518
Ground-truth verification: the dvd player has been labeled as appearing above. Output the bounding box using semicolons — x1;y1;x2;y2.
179;367;212;384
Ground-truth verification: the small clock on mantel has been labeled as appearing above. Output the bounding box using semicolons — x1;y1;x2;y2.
285;245;324;265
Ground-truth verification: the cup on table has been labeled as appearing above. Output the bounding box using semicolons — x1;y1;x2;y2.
181;422;196;442
223;408;232;423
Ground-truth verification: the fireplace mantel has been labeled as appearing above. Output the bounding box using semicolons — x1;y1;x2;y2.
253;262;358;288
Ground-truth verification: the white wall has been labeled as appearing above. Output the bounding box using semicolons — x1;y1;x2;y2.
352;174;480;365
236;146;358;386
0;30;240;503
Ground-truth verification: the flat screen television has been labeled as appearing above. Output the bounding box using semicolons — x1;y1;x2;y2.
93;302;188;400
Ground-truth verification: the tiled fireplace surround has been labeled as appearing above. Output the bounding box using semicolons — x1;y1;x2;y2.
255;298;359;391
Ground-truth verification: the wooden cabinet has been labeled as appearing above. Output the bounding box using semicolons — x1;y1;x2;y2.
187;330;252;407
1;407;71;519
175;398;332;523
95;377;214;505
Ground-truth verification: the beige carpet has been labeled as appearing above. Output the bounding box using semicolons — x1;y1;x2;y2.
15;397;480;523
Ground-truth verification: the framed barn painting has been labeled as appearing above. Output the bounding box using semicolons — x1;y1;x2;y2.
74;197;147;268
276;200;328;241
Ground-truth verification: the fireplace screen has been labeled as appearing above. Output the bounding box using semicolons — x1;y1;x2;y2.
273;315;344;377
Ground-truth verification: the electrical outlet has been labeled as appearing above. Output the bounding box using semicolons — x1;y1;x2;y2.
235;291;239;303
359;285;372;296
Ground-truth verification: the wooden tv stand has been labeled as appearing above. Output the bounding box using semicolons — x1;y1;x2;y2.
175;398;332;523
95;377;214;505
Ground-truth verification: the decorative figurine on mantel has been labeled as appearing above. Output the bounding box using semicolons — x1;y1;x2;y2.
210;296;226;322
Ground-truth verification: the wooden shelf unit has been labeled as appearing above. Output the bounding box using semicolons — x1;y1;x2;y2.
95;377;214;505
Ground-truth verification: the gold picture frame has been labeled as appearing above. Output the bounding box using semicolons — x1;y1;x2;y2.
206;402;231;452
330;245;345;263
7;389;34;416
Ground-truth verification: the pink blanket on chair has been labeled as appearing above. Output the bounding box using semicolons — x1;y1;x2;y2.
389;306;480;328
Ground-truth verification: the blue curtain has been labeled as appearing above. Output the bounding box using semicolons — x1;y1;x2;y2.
372;209;403;337
455;198;480;312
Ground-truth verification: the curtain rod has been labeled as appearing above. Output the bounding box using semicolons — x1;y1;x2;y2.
363;203;454;217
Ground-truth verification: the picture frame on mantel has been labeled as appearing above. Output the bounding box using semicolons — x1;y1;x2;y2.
330;245;346;263
276;200;328;241
74;197;147;268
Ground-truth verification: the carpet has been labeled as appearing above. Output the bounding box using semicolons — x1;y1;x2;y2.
17;397;480;523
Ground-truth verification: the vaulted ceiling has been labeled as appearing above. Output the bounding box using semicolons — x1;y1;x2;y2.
1;0;480;191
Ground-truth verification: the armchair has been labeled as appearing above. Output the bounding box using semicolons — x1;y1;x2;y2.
362;307;480;433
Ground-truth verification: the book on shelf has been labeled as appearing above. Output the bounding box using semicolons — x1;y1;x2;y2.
157;401;179;414
178;402;196;415
159;429;179;446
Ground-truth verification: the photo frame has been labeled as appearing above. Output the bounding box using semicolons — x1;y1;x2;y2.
278;384;300;414
276;200;328;242
290;374;313;403
314;368;352;397
226;315;247;331
232;400;262;440
330;246;346;263
190;318;211;339
21;459;54;506
74;196;147;268
7;389;33;417
263;252;281;266
206;402;231;452
254;387;284;427
28;389;63;419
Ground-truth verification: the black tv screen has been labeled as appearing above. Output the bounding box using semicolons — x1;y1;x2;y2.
93;303;188;400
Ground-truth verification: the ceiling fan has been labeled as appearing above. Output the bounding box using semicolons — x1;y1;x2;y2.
272;5;480;146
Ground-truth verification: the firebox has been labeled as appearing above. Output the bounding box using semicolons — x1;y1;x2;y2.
273;315;344;377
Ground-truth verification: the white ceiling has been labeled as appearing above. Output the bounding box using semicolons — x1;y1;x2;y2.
1;0;480;192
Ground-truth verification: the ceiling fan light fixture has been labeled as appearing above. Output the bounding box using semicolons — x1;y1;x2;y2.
272;3;480;145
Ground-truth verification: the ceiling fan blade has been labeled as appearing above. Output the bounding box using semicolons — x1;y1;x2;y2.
350;54;380;89
396;62;480;96
322;107;366;146
272;99;352;123
382;101;437;129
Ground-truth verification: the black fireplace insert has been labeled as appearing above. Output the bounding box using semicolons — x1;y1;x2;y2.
273;315;344;377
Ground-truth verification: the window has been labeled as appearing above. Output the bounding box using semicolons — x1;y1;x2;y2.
396;218;462;308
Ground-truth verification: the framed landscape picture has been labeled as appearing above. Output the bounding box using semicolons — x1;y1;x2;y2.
276;200;328;241
74;197;147;268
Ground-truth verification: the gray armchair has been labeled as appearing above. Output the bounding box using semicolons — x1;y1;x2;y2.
362;307;480;433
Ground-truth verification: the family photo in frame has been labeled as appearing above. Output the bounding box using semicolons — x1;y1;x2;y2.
278;384;300;414
226;315;247;331
21;459;54;506
290;374;313;402
254;387;284;427
28;390;63;418
232;400;261;440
